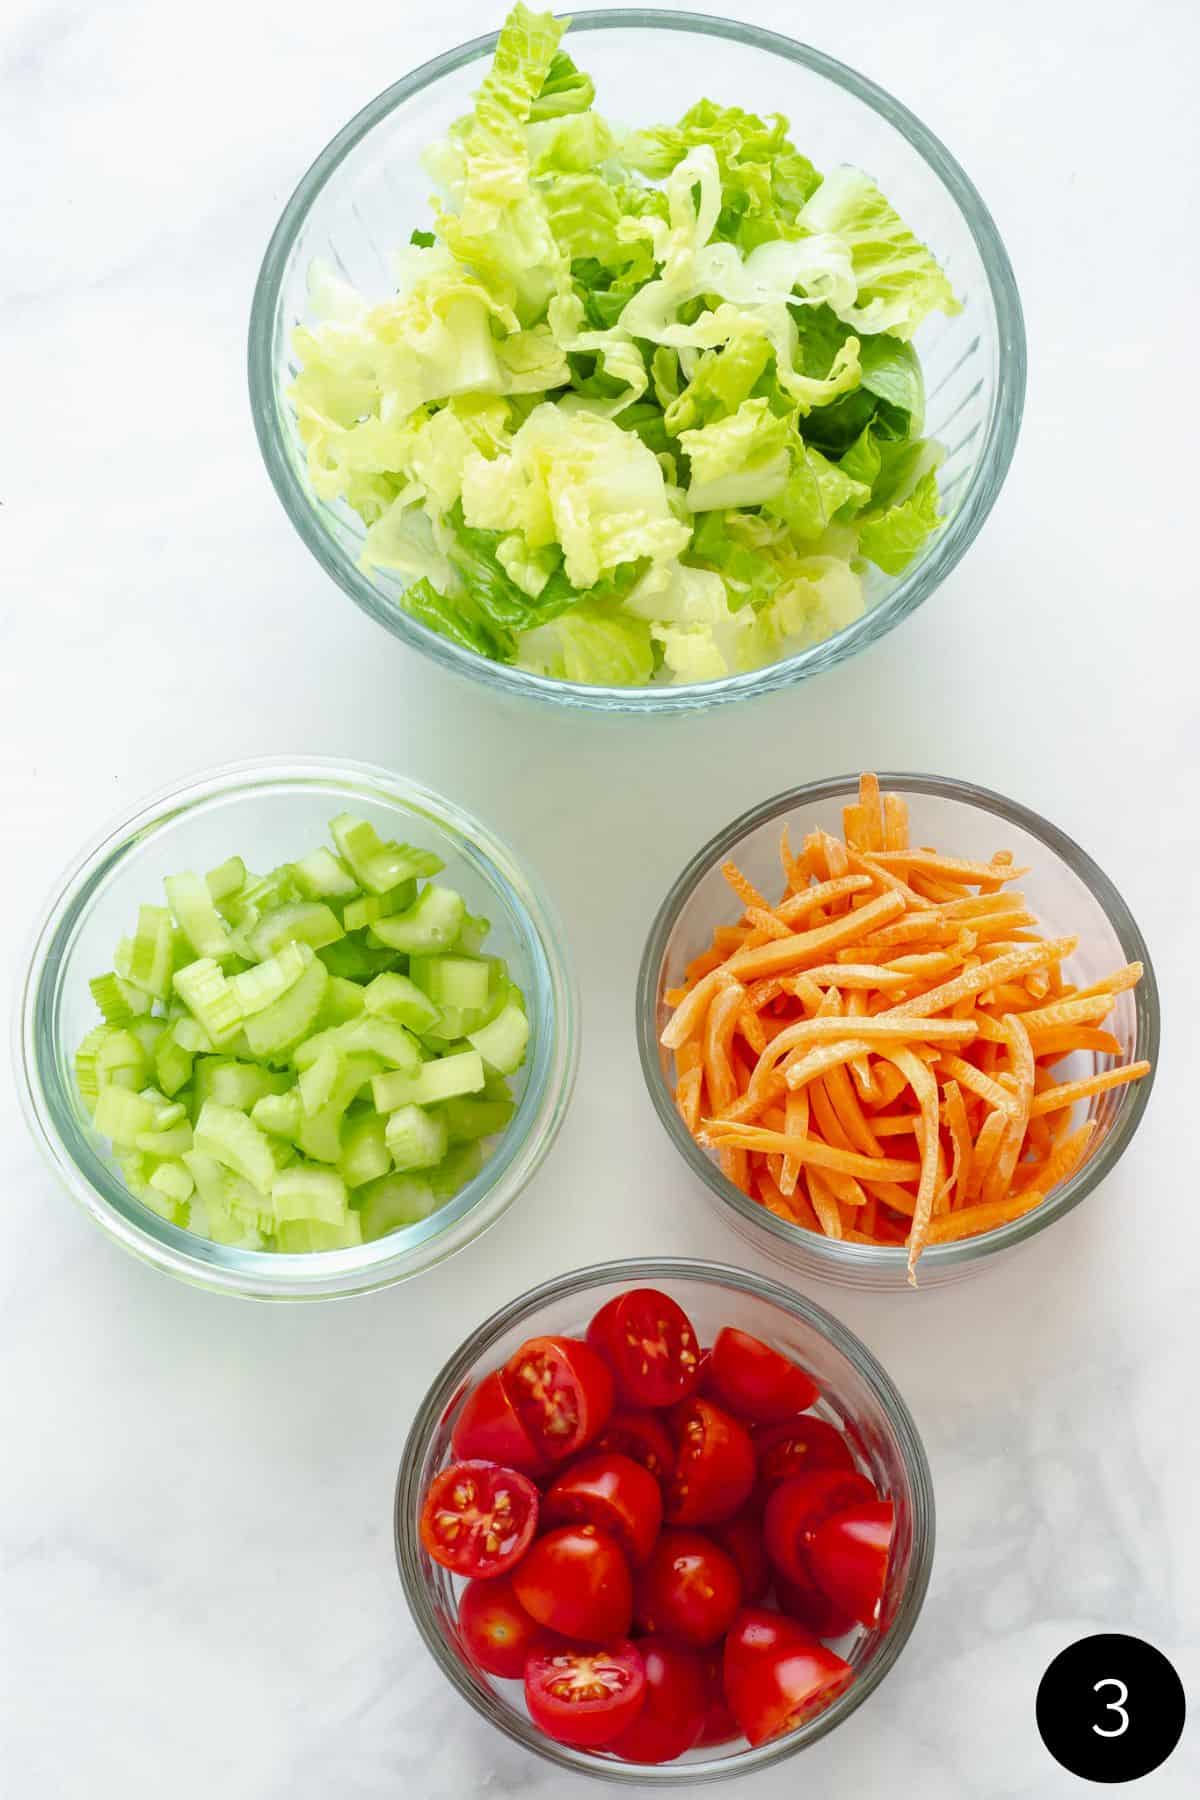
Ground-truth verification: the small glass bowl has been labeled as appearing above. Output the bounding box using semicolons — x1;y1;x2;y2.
248;10;1025;714
394;1256;934;1782
16;757;579;1300
637;775;1159;1290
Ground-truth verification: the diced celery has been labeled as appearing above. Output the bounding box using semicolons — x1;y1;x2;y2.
385;1103;448;1171
193;1057;291;1113
194;1102;277;1195
240;866;300;915
251;1090;303;1141
439;1092;516;1143
317;976;367;1027
372;1051;485;1112
93;1086;157;1147
242;952;328;1057
293;1016;421;1075
173;957;244;1046
95;1029;150;1089
271;1165;348;1225
76;1025;115;1109
369;885;465;953
330;814;444;895
430;1140;485;1197
276;1214;363;1252
361;971;441;1033
172;1015;213;1054
358;1172;439;1240
88;973;152;1025
126;905;176;1000
291;848;359;901
164;871;234;959
457;913;491;956
339;1110;391;1188
342;880;418;931
136;1124;194;1158
229;941;308;1018
409;955;491;1011
149;1159;195;1204
247;902;344;961
468;1002;530;1075
142;1094;187;1129
317;936;400;980
205;855;247;903
128;1017;167;1058
154;1025;194;1099
298;1047;340;1115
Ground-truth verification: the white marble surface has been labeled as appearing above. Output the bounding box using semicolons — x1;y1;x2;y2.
2;0;1198;1792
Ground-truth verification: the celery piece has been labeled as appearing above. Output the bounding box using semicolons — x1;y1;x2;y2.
330;814;445;895
294;1053;379;1162
205;856;247;904
369;886;465;953
240;866;300;915
361;972;441;1033
149;1159;195;1205
457;914;491;956
141;1094;187;1129
194;1102;277;1195
358;1172;440;1240
439;1092;516;1144
229;941;307;1017
136;1125;194;1159
172;1016;213;1054
317;936;400;981
129;1017;167;1058
409;955;491;1011
76;1025;115;1109
193;1057;291;1113
93;1086;158;1148
372;1051;485;1112
241;952;328;1058
272;1166;348;1225
299;1047;340;1115
293;1017;421;1075
316;975;367;1028
95;1029;150;1089
339;1110;391;1189
430;1140;485;1198
126;905;176;1000
173;957;244;1047
468;1002;530;1075
89;973;152;1025
164;872;234;959
154;1026;194;1099
247;902;344;962
291;848;358;901
276;1214;363;1252
251;1090;303;1141
385;1103;448;1172
342;880;418;931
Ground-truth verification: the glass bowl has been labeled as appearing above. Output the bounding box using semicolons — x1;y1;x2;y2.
637;775;1159;1290
16;757;579;1300
394;1256;934;1782
248;9;1025;715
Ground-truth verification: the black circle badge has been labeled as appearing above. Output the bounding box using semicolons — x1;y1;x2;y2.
1036;1634;1186;1782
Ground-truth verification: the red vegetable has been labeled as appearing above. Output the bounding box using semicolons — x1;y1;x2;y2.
707;1328;818;1423
634;1528;742;1648
451;1370;548;1477
809;1500;896;1628
587;1289;702;1408
525;1640;646;1748
773;1566;858;1641
709;1509;770;1605
695;1646;739;1747
505;1335;614;1464
722;1608;854;1747
606;1637;707;1764
751;1415;855;1504
419;1460;538;1579
513;1524;633;1641
763;1468;877;1586
457;1573;558;1679
542;1451;663;1565
593;1408;676;1482
666;1397;755;1526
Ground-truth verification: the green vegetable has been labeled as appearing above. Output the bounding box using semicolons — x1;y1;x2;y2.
76;815;528;1252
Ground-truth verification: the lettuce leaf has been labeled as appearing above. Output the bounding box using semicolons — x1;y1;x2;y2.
516;608;654;683
529;48;595;120
799;166;961;340
766;440;871;541
857;467;943;574
678;397;791;512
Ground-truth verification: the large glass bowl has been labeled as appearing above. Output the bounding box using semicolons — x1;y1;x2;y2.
637;775;1159;1289
17;757;579;1300
394;1256;934;1782
249;9;1025;714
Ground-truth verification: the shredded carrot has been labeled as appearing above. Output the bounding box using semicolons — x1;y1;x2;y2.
659;773;1151;1276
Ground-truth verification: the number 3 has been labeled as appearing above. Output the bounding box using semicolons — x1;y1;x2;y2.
1093;1677;1129;1738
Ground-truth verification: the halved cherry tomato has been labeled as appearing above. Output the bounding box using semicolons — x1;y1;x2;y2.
710;1510;770;1605
695;1646;739;1748
525;1640;646;1748
457;1573;560;1679
593;1408;676;1482
707;1328;819;1424
773;1567;858;1641
808;1500;895;1628
763;1468;876;1586
419;1459;538;1578
751;1415;854;1504
504;1335;614;1464
666;1397;756;1525
587;1289;701;1409
542;1452;663;1565
606;1636;707;1764
513;1524;633;1641
633;1528;742;1647
451;1370;548;1477
723;1608;853;1747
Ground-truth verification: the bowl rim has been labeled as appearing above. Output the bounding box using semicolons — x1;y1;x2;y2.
247;6;1027;714
635;772;1160;1275
393;1254;935;1783
15;754;580;1300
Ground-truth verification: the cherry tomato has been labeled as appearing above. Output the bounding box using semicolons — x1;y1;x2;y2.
808;1500;895;1628
419;1460;538;1579
513;1524;633;1641
751;1415;855;1504
710;1510;770;1604
456;1573;560;1679
773;1566;858;1641
451;1370;549;1477
722;1608;854;1747
707;1328;819;1424
666;1397;756;1525
763;1468;876;1585
606;1636;707;1764
695;1647;740;1748
542;1452;663;1565
504;1335;614;1464
593;1409;676;1482
587;1289;702;1408
633;1528;742;1647
525;1640;646;1749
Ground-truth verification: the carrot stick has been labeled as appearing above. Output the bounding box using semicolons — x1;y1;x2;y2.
981;1014;1036;1206
661;967;735;1051
884;1046;940;1280
724;890;905;981
701;1122;921;1181
1029;1061;1151;1116
884;938;1078;1020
